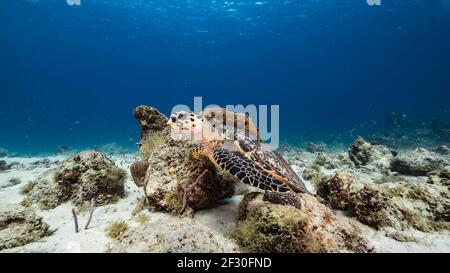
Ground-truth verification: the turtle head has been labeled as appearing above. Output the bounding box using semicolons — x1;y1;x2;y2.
167;111;204;141
167;111;221;142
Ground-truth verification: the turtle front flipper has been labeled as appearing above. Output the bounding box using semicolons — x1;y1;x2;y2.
211;148;293;192
190;143;208;159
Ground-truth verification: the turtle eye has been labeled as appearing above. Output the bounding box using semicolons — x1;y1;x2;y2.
171;116;177;123
178;112;185;119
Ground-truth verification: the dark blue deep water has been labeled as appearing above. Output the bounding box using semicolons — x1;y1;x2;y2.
1;0;450;154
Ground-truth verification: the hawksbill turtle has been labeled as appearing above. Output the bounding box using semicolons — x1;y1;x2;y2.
167;108;310;213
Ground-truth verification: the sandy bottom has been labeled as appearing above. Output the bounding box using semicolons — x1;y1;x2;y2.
1;155;449;253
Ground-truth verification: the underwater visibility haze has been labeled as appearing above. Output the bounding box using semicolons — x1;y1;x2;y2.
1;0;450;154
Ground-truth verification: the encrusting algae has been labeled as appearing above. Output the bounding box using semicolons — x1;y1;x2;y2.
316;171;450;232
20;151;126;210
230;192;372;253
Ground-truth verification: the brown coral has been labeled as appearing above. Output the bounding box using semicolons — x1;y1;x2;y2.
316;171;354;210
21;151;126;209
317;171;450;232
348;137;393;168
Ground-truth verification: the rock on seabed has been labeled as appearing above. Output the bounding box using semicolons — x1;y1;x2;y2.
0;205;50;251
317;171;450;232
348;137;394;169
231;192;372;253
130;106;236;213
22;151;126;210
391;147;447;176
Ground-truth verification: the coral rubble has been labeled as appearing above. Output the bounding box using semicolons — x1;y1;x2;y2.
0;160;9;171
306;142;327;153
428;168;450;189
0;178;22;190
316;171;450;232
435;145;450;155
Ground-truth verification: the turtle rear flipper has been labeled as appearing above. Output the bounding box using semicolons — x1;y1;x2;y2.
263;191;303;210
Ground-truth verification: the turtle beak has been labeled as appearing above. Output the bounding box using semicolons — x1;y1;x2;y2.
167;121;176;129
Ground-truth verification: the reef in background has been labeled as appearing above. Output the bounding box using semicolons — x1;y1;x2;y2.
293;137;449;238
284;113;450;153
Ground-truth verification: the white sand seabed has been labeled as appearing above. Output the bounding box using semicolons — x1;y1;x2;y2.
0;155;449;253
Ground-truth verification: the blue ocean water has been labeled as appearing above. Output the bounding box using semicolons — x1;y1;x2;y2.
0;0;449;155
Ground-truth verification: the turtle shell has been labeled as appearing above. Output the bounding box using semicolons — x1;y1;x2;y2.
232;139;309;193
201;108;260;141
199;109;309;193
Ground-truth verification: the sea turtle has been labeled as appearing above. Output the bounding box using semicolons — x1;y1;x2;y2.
167;109;310;213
